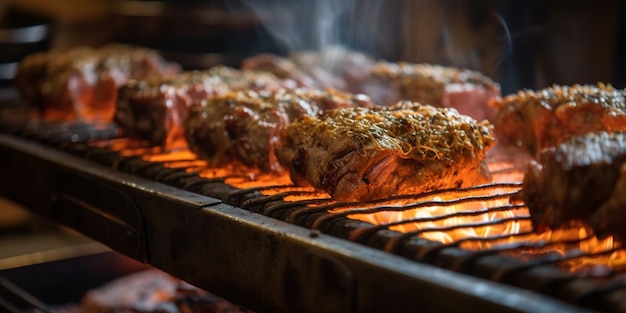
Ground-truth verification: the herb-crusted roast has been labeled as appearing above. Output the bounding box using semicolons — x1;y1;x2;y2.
276;102;496;201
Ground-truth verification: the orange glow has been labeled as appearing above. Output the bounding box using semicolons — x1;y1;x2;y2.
143;150;198;162
106;140;625;274
90;138;132;150
340;158;626;273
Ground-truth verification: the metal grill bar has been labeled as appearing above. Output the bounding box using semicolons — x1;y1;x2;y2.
348;204;526;241
1;132;600;313
80;134;626;274
3;119;626;312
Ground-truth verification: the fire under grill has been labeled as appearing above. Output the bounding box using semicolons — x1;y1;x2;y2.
1;111;626;313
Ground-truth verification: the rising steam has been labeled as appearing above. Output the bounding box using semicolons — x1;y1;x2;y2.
241;0;354;52
240;0;398;59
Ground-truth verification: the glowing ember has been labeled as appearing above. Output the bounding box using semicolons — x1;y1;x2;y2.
104;139;626;274
143;150;197;162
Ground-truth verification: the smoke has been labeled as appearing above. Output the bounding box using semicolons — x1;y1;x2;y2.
489;10;513;77
240;0;352;52
239;0;395;57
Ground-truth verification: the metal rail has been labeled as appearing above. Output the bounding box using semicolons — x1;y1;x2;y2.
0;132;600;313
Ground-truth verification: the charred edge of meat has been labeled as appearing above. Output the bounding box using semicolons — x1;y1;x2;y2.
518;131;626;240
277;101;496;202
490;83;626;156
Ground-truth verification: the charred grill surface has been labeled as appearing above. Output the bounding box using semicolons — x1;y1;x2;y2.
14;44;181;122
516;131;626;240
491;84;626;156
276;102;495;201
185;89;374;174
114;67;290;148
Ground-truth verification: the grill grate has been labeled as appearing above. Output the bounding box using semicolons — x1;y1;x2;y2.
2;117;626;312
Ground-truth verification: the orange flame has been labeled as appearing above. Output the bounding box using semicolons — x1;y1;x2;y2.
103;139;625;274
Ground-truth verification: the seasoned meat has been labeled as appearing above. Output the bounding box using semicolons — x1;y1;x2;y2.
515;131;626;240
491;84;626;156
360;62;501;121
244;49;499;121
242;47;376;93
114;66;289;148
14;44;180;122
185;88;374;173
276;102;496;201
81;269;249;313
241;53;318;89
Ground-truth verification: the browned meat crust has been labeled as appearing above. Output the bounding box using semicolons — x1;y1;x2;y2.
491;84;626;156
276;102;495;201
361;62;501;121
185;88;374;173
14;44;180;122
114;66;288;148
516;131;626;240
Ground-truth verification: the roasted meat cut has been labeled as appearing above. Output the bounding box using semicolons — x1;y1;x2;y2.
360;62;501;121
15;44;180;122
276;102;496;201
242;47;375;93
515;131;626;240
185;88;374;173
81;269;250;313
491;84;626;156
115;66;290;148
242;53;317;89
244;49;499;121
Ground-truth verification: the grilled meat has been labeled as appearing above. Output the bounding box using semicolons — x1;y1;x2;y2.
242;47;375;93
14;44;180;122
185;89;374;173
241;53;318;89
491;84;626;156
81;269;249;313
244;49;499;121
276;102;496;201
516;131;626;240
360;62;501;121
114;66;289;148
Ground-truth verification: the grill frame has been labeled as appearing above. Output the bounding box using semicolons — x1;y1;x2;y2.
0;129;603;313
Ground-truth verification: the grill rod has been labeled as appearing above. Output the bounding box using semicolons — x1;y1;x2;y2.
0;129;604;313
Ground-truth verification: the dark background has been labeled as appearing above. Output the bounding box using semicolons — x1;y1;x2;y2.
1;0;624;94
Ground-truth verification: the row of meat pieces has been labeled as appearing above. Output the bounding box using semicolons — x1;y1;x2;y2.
14;44;500;202
14;44;626;241
116;73;626;243
14;44;500;125
496;84;626;241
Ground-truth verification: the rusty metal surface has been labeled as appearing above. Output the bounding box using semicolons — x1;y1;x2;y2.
0;132;598;313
